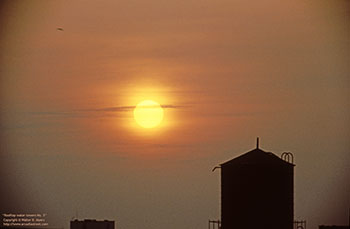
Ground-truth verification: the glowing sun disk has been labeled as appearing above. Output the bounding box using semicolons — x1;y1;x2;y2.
133;100;164;128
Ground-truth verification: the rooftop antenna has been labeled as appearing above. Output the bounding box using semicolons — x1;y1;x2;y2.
256;137;259;149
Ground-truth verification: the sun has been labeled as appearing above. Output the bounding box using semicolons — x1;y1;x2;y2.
133;100;164;128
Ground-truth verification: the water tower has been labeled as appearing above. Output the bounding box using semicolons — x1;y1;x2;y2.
216;139;294;229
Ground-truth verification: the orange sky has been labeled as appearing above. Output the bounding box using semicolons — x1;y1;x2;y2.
1;1;349;229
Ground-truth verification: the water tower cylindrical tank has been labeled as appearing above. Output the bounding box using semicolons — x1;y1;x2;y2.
220;147;294;229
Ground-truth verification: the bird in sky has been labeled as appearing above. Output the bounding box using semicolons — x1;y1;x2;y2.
57;27;64;31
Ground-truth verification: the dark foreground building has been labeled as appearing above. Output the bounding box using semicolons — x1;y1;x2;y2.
70;220;114;229
219;142;294;229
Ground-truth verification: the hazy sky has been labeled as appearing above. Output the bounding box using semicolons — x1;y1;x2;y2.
1;1;349;229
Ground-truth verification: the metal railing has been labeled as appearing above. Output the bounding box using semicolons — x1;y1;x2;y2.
208;220;221;229
294;220;307;229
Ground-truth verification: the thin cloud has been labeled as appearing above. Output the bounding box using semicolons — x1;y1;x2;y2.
25;104;190;117
81;104;189;112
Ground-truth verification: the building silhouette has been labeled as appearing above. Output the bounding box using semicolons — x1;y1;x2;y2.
70;219;114;229
217;139;294;229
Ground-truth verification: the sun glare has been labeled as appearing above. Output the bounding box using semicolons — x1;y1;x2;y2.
133;100;164;128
